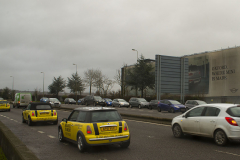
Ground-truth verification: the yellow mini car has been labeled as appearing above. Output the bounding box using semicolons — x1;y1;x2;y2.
0;100;10;112
58;107;130;152
22;102;58;126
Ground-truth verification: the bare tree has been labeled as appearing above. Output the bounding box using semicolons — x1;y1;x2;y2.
84;69;96;95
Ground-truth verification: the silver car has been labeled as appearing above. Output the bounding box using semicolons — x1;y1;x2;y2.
112;99;129;108
172;103;240;146
185;100;207;110
49;98;61;107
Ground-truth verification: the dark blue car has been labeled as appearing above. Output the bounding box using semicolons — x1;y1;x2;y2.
103;98;112;106
77;98;84;105
157;100;186;113
40;97;49;103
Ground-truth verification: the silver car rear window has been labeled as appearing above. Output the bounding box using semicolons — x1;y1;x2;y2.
227;107;240;117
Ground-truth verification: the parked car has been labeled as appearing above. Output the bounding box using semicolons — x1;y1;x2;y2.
13;93;32;108
49;98;61;107
58;107;130;152
0;97;4;100
112;99;129;108
185;100;207;110
172;103;240;146
103;98;113;106
64;98;76;104
149;100;160;110
129;97;149;109
40;97;49;103
157;100;186;113
77;98;84;105
84;95;105;106
0;100;10;112
22;102;58;126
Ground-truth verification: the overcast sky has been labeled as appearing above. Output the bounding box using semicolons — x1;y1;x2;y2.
1;0;240;93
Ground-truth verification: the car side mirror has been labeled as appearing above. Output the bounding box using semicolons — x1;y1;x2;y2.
62;118;67;122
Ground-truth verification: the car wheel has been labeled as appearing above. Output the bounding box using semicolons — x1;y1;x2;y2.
94;102;96;106
119;104;121;108
214;129;228;146
138;105;141;109
77;134;86;152
8;109;11;112
130;105;132;108
172;124;183;138
28;116;32;126
149;106;152;110
53;120;58;125
170;108;175;113
22;115;25;123
86;102;88;106
157;107;161;112
58;128;64;142
120;139;130;148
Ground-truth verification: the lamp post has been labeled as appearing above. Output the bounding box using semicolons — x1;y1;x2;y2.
73;63;77;74
132;49;138;61
41;72;44;97
10;76;14;100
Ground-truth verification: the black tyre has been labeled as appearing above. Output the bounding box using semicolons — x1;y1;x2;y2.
53;120;58;125
130;105;132;108
94;102;96;106
120;140;130;148
77;134;86;152
172;124;183;138
149;106;152;110
170;108;175;113
157;107;161;112
138;105;141;109
8;109;11;112
28;117;32;126
119;104;121;108
86;102;88;106
58;128;64;142
214;129;228;146
22;115;25;123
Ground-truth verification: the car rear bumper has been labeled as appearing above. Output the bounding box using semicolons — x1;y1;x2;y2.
31;116;58;122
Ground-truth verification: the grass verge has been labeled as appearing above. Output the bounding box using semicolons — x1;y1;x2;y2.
0;146;7;160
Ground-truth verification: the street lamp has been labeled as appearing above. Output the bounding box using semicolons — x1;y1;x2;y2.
41;72;44;97
132;49;138;61
73;63;77;74
10;76;14;100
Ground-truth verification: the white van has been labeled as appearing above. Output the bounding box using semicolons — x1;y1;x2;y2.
13;93;32;108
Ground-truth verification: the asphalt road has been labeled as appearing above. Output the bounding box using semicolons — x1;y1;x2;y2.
1;107;240;160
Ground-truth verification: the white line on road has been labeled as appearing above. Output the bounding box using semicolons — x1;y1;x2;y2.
10;119;13;120
38;131;45;134
48;135;56;138
215;150;240;157
123;119;170;127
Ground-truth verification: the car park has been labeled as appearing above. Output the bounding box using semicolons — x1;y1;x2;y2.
129;98;149;109
185;100;207;110
103;98;113;106
158;100;186;113
58;107;130;152
64;98;76;104
22;102;58;126
49;98;61;107
84;95;105;106
77;98;84;105
172;103;240;146
149;100;160;110
112;99;129;108
40;97;49;103
0;100;10;112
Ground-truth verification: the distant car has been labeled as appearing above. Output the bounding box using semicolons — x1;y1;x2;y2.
112;99;129;108
84;95;105;106
149;100;160;110
22;102;58;126
0;100;10;112
77;98;84;105
172;103;240;146
129;97;149;109
49;98;61;107
40;97;49;103
103;98;113;106
0;97;4;100
64;98;76;104
58;107;130;152
185;100;207;110
157;100;186;113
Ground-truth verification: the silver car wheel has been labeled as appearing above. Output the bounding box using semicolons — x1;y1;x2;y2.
59;129;62;141
173;124;183;138
215;130;227;146
78;136;83;150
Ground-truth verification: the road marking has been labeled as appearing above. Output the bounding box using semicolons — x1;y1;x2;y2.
14;120;18;122
0;115;3;116
38;131;45;134
124;119;170;127
215;150;240;157
10;119;13;120
48;135;55;138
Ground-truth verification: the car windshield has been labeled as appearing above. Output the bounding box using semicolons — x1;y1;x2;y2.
169;100;181;104
69;98;75;101
94;96;102;100
105;99;112;102
118;99;126;102
197;101;207;105
138;98;147;102
0;98;4;100
227;107;240;117
91;110;122;122
50;98;59;102
35;105;52;110
0;101;8;104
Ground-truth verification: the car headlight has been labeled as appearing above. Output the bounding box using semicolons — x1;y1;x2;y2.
120;102;124;105
175;105;179;108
